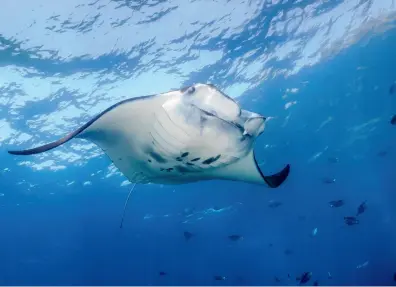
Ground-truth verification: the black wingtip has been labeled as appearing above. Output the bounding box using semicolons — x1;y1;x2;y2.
263;164;291;188
8;150;28;155
6;137;72;156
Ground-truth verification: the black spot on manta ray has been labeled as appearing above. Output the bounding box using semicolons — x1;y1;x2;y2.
202;154;221;165
147;159;152;163
149;151;167;163
191;157;200;162
181;152;189;157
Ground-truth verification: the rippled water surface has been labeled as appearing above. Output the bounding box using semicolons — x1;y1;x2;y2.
1;0;396;285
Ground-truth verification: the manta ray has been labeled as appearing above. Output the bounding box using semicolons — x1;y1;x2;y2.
8;83;290;188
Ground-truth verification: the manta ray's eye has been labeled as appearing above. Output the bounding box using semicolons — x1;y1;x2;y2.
186;86;195;95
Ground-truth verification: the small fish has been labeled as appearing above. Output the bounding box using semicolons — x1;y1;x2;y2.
313;280;319;286
214;275;226;281
344;216;359;225
228;235;243;241
298;215;306;221
182;207;195;216
274;276;281;282
356;201;367;216
391;115;396;125
322;177;336;184
297;272;312;284
356;260;369;269
268;200;282;208
327;271;332;279
393;272;396;281
311;228;318;237
159;271;167;276
288;273;291;279
329;200;344;208
389;82;396;94
184;231;194;241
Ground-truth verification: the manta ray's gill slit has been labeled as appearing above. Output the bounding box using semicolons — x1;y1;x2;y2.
154;113;188;146
149;129;177;157
160;107;194;139
151;114;189;155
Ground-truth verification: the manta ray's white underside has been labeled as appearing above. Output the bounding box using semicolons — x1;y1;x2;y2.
8;84;290;188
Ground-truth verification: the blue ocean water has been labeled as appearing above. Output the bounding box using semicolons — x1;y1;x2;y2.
1;0;396;285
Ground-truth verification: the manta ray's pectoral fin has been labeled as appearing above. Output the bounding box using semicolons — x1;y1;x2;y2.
210;151;290;188
262;164;290;188
252;153;290;188
7;131;78;155
7;111;103;155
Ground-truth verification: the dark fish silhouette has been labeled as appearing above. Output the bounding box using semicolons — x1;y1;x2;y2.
313;280;319;286
274;276;281;282
377;150;388;157
391;115;396;125
328;157;339;163
297;272;312;284
159;271;167;276
393;272;396;281
322;177;336;184
356;201;367;216
268;200;282;208
390;82;396;94
329;200;344;208
344;216;359;225
184;231;194;241
228;234;243;241
288;273;291;279
214;275;226;281
298;215;306;221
